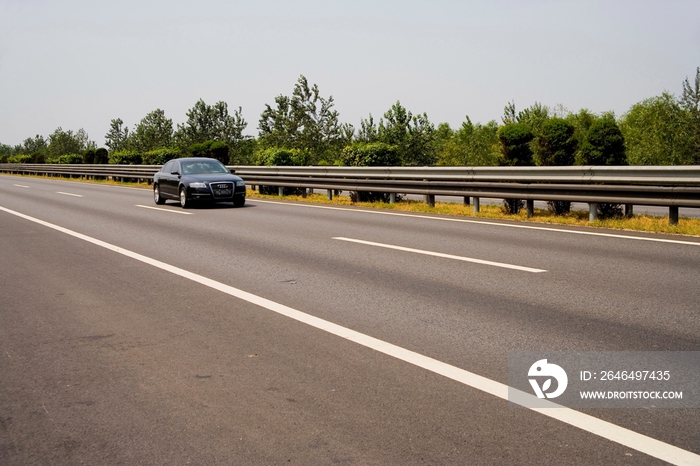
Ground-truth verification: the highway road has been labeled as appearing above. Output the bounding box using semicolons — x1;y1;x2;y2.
1;174;699;465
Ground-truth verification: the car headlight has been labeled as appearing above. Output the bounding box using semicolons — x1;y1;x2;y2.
189;182;207;188
236;180;246;187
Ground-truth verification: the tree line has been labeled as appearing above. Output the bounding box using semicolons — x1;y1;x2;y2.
1;69;698;168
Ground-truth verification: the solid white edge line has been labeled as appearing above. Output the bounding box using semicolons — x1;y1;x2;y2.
56;191;83;197
0;204;697;466
334;237;547;273
135;204;193;215
0;174;149;191
13;184;30;188
251;199;700;247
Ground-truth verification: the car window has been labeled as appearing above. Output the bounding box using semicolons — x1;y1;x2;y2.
162;161;173;173
181;161;228;175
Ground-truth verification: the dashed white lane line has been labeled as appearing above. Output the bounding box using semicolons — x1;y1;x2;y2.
13;184;30;188
0;204;697;466
135;205;193;215
251;199;700;247
334;237;547;273
56;191;83;197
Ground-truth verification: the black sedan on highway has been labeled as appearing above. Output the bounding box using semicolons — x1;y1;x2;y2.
153;158;246;208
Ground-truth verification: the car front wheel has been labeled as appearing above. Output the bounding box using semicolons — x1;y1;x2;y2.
179;187;189;208
154;184;166;205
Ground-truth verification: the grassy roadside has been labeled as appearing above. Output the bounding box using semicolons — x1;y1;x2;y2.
245;190;700;237
4;173;700;236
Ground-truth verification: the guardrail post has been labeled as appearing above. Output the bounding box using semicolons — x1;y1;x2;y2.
473;197;480;213
625;204;633;217
426;194;435;207
463;196;470;206
526;200;534;218
669;206;679;225
390;192;396;203
327;189;333;200
278;186;284;196
301;188;307;198
308;188;313;195
589;203;598;222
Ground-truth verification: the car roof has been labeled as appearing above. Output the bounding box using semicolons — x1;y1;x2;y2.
172;157;223;163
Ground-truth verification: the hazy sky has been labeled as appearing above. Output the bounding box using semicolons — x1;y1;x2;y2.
1;0;699;147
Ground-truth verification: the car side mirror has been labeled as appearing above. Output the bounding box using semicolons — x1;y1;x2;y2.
229;169;236;174
171;170;180;176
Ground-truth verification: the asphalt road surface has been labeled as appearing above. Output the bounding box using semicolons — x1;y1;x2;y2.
1;175;699;465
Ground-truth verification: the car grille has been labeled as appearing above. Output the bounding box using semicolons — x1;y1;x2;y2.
210;182;233;198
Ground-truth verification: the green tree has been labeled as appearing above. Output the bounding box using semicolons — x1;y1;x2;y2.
131;109;173;152
356;114;379;143
258;75;349;164
21;135;48;155
680;67;700;162
105;118;130;153
48;127;92;157
0;143;18;162
375;101;437;166
176;100;248;149
498;123;534;166
438;117;500;166
536;118;577;166
578;115;626;165
620;93;693;165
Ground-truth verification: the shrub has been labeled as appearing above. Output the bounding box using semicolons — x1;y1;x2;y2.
502;199;525;215
109;151;142;165
498;123;534;213
340;142;401;167
256;147;309;195
578;116;626;166
50;153;83;164
547;201;572;216
536;118;578;214
8;155;33;163
142;148;181;165
94;147;109;164
187;140;230;164
341;142;402;203
83;149;96;164
208;141;229;164
578;116;627;218
498;123;534;166
597;203;624;219
256;147;310;166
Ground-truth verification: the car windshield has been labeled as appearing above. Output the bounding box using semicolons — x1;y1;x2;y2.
181;161;228;175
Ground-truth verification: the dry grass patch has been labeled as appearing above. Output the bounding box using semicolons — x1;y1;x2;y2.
247;189;700;237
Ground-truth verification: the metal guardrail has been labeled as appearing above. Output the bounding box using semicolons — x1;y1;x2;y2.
1;163;699;223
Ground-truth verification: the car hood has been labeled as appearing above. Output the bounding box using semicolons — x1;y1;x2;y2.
183;173;243;183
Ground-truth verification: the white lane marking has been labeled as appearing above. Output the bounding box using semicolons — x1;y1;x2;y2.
0;205;697;466
56;191;83;197
13;184;30;188
251;199;700;246
334;237;547;273
135;205;193;215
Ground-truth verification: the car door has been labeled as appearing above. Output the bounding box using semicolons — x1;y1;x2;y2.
160;160;180;198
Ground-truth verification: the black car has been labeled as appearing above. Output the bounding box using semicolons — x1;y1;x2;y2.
153;158;246;208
